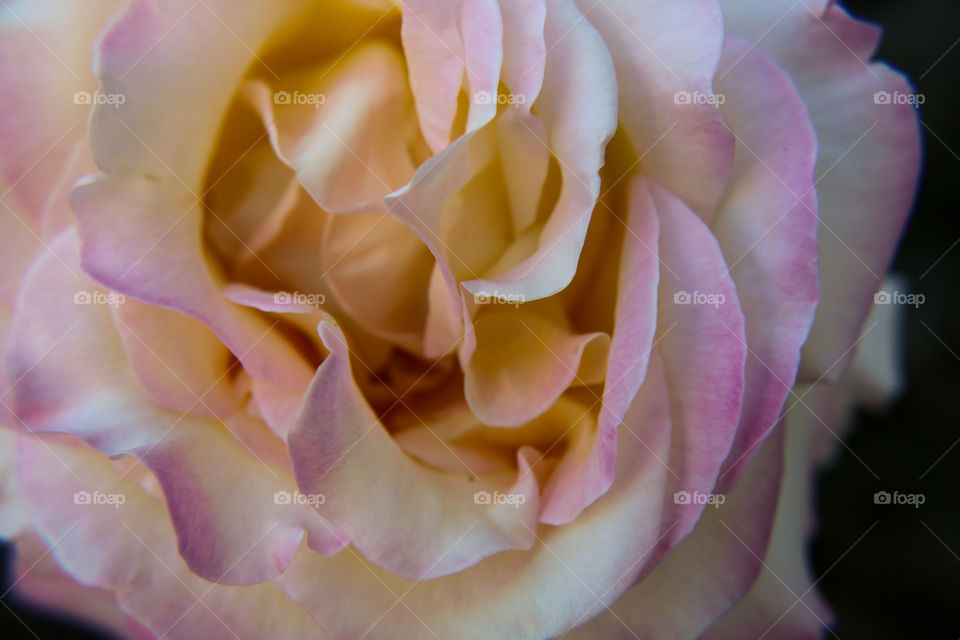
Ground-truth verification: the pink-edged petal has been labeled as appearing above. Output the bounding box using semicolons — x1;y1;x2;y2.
564;425;785;640
400;0;503;153
464;306;609;428
6;232;345;584
0;0;120;223
241;42;418;215
288;320;540;580
721;2;921;381
497;0;546;107
89;0;311;189
579;0;734;219
461;0;618;302
70;174;313;390
710;37;819;491
113;299;238;418
0;427;30;537
538;175;660;524
702;393;833;640
277;353;672;639
650;176;747;547
10;533;156;640
16;434;332;638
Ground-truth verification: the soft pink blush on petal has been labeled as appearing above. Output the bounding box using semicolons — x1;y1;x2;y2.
711;37;820;492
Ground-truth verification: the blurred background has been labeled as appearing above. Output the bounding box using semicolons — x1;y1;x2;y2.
2;0;958;638
814;0;960;638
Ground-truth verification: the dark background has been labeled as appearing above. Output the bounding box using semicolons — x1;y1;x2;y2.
813;0;960;638
2;0;958;638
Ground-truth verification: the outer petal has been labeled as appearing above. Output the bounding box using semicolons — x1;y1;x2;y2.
276;364;783;640
6;232;345;585
288;321;541;580
564;426;785;640
538;174;659;524
578;0;734;218
720;1;921;380
0;0;121;223
16;434;330;639
649;176;747;548
701;389;834;640
711;37;819;491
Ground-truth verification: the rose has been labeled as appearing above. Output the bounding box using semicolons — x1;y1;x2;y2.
0;1;919;639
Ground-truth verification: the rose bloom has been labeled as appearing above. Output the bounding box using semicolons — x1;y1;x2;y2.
0;0;919;638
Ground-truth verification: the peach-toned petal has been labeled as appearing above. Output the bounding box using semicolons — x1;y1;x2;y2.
6;232;345;584
16;434;331;638
288;320;540;580
461;0;618;303
711;38;819;491
70;174;313;390
242;42;418;215
563;426;784;640
580;0;734;218
538;175;659;524
401;0;503;152
464;306;609;427
0;0;120;223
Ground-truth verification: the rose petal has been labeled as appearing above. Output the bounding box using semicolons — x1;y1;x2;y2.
6;232;345;584
710;37;819;491
16;434;332;638
538;174;660;524
721;1;921;381
400;0;503;153
464;304;609;428
288;320;541;580
578;0;734;218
